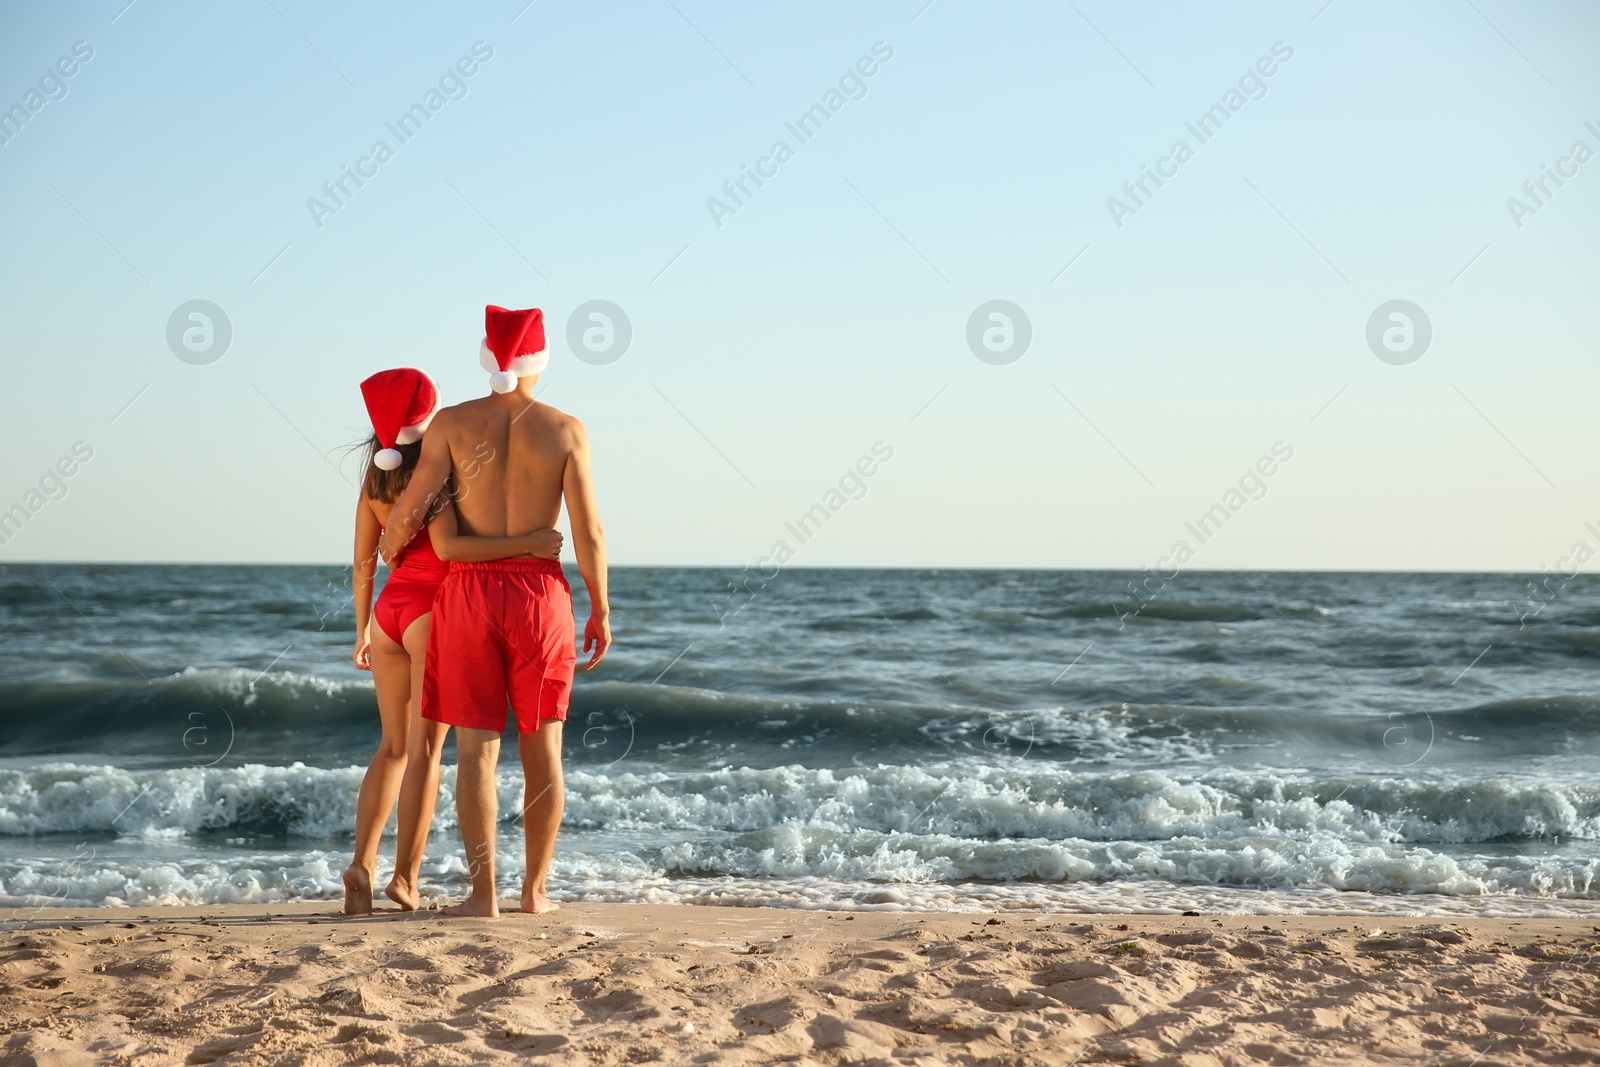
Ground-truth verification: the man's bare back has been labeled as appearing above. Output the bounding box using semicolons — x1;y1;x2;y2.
436;396;575;540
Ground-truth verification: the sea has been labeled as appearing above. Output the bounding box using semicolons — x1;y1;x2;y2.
2;564;1597;917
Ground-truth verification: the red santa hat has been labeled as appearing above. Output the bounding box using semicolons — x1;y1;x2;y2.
478;304;547;393
359;367;441;471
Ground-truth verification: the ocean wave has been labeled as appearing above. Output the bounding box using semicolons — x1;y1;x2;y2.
6;666;1600;768
4;761;1595;848
0;851;347;909
0;674;1212;765
1046;600;1267;623
0;668;375;756
656;824;1599;898
563;764;1600;845
0;763;367;838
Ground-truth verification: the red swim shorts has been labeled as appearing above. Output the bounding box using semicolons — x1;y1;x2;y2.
422;559;576;733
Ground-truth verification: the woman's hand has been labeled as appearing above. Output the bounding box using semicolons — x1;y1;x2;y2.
353;627;373;671
522;527;564;560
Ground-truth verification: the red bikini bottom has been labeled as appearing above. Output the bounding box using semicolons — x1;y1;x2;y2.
374;555;450;644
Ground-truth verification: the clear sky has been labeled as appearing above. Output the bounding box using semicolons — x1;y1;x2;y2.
1;0;1596;569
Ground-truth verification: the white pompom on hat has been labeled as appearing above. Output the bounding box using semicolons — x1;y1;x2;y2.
479;305;548;393
359;368;441;472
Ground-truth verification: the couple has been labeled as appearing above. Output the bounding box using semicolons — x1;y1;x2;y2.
342;304;610;919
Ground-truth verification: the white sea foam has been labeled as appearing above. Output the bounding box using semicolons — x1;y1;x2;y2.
564;764;1600;846
163;665;373;700
3;761;1597;846
4;845;1598;917
1;761;1596;907
656;824;1598;897
0;763;368;837
915;705;1213;764
0;852;347;909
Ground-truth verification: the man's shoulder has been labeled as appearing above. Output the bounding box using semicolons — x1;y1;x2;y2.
434;395;584;439
526;401;586;438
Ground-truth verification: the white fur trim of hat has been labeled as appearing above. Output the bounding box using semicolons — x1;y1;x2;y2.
480;339;550;393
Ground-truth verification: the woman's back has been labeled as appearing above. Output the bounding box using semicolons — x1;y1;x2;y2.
365;494;441;568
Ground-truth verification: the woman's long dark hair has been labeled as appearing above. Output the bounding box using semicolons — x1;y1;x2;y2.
358;434;422;503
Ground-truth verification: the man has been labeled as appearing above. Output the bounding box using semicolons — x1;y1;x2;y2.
380;304;610;917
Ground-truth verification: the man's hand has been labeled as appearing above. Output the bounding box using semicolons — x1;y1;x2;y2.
522;527;564;560
583;611;611;671
378;528;407;567
353;627;372;671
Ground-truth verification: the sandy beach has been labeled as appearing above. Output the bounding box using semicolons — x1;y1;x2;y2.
2;902;1597;1066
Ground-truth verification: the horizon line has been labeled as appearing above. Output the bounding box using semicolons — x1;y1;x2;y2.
0;560;1583;577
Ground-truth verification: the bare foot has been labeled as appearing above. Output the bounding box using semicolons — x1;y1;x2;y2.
384;877;419;911
441;896;499;918
520;883;560;914
341;865;373;916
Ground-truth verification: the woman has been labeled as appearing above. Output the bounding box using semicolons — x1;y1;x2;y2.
344;368;562;915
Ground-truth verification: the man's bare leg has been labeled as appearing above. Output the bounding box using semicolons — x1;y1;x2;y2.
518;722;564;913
443;727;502;918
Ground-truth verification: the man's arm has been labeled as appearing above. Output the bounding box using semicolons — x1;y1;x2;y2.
379;421;453;564
562;418;609;670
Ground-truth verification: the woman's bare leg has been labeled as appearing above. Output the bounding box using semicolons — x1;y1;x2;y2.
385;613;449;910
343;623;411;915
